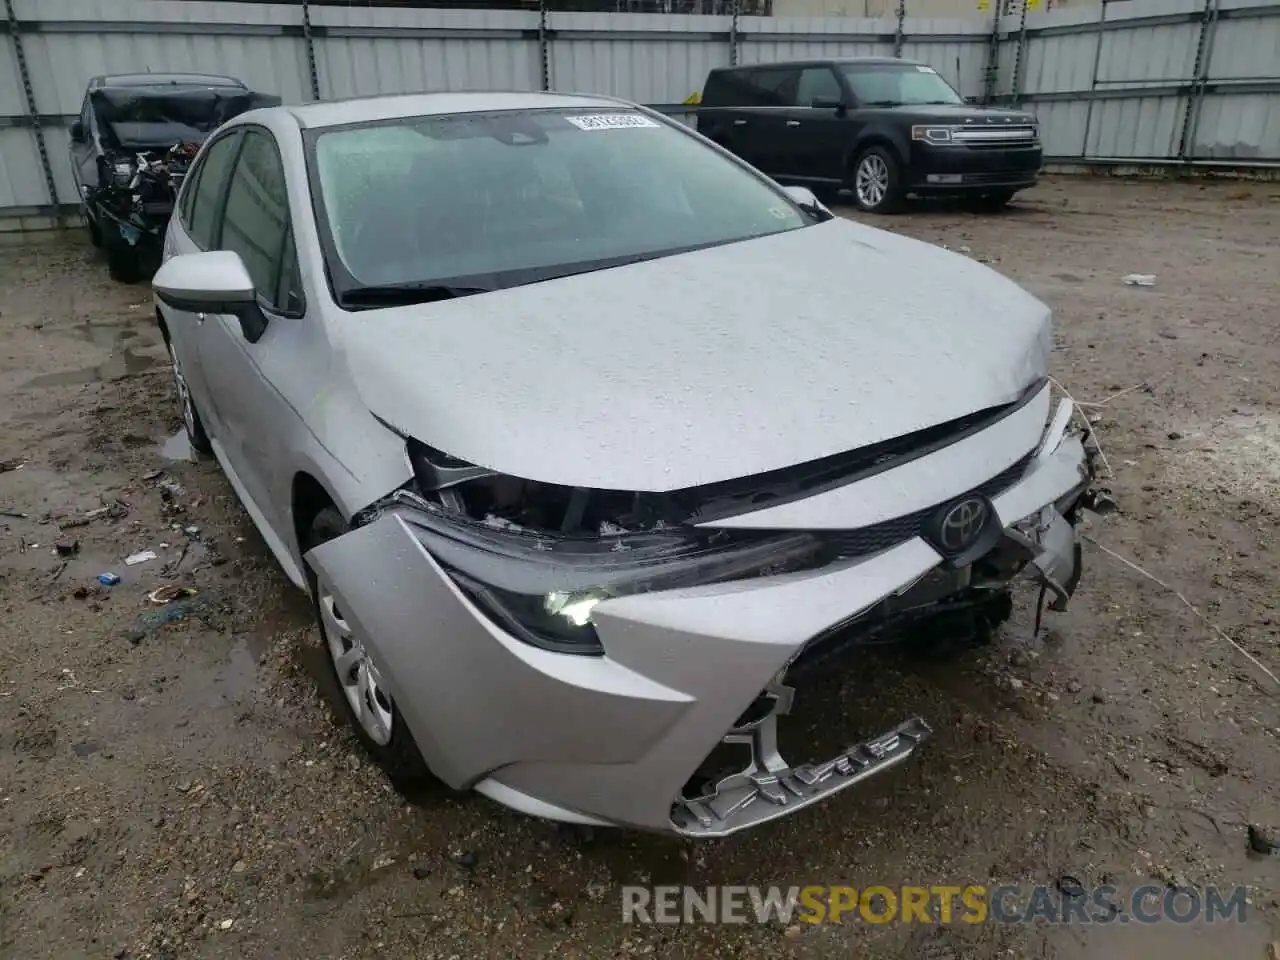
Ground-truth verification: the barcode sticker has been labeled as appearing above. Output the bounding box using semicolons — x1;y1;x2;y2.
565;113;661;131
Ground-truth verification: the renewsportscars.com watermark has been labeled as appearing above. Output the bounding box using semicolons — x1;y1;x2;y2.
622;884;1250;926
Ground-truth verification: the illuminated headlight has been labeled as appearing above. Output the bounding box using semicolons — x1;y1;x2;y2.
911;125;955;145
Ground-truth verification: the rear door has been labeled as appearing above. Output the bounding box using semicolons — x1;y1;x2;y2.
776;66;850;186
735;66;801;176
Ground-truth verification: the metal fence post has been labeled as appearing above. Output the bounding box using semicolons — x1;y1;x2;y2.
1177;0;1219;162
729;0;739;67
1011;0;1030;107
301;1;320;101
539;0;551;91
3;0;60;223
893;0;906;59
1078;0;1106;157
980;0;1002;104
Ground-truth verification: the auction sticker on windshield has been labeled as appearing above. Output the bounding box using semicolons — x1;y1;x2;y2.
565;113;660;131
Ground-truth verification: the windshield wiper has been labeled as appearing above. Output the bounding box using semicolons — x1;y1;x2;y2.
338;283;493;308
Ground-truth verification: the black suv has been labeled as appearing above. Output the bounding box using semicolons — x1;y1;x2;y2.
68;73;279;282
696;58;1042;213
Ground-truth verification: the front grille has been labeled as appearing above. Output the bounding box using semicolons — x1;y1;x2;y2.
964;139;1040;151
816;449;1034;559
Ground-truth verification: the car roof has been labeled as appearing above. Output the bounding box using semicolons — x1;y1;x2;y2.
90;73;247;90
282;91;633;129
712;57;921;71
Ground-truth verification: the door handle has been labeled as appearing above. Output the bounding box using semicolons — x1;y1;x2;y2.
785;120;801;127
733;119;747;126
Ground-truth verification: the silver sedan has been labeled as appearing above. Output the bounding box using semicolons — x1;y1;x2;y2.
153;91;1095;837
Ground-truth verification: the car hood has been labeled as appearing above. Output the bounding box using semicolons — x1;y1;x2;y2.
336;218;1051;492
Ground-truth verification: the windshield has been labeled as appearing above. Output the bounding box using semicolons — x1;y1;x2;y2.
90;88;278;150
839;63;963;107
309;109;810;299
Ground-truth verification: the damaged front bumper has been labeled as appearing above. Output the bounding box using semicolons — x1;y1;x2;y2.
305;402;1093;837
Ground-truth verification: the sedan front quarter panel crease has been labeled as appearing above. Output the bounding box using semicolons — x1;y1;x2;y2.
155;89;1095;838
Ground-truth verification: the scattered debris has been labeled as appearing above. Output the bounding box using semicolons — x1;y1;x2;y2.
412;864;430;880
452;850;479;870
147;584;197;605
141;469;164;481
1123;274;1156;286
1247;824;1278;856
54;541;80;557
97;572;121;586
125;598;204;644
125;550;157;566
61;501;129;528
0;458;25;473
0;508;28;520
1056;875;1086;899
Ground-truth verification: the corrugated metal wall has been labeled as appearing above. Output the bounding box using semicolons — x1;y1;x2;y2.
2;0;1278;222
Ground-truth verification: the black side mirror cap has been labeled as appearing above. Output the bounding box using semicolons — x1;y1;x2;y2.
154;293;270;344
70;120;85;142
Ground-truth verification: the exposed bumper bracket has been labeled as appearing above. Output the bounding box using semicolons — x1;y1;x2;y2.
671;715;932;838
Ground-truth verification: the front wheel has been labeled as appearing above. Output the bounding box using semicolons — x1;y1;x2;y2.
305;507;432;791
104;223;143;283
168;340;212;454
851;147;905;214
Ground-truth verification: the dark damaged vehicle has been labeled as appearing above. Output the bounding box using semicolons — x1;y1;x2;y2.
69;73;280;282
151;92;1098;838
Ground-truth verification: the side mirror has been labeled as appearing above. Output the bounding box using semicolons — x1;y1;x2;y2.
153;250;269;343
70;120;85;143
782;184;831;218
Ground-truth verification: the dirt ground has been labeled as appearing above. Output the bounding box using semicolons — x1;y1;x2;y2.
1;177;1278;960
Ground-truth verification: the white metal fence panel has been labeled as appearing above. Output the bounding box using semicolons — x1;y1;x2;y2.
1;0;1278;224
311;6;541;99
550;13;730;102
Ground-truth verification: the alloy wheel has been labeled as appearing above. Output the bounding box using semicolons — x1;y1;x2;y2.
856;154;890;209
169;342;198;441
318;588;395;746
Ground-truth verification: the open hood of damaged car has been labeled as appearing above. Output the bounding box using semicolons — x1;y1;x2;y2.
338;218;1051;493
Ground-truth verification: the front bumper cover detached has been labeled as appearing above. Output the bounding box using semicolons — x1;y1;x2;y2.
305;402;1092;838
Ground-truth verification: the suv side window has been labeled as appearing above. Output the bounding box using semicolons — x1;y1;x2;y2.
186;132;242;249
796;67;842;106
217;129;302;315
746;68;801;107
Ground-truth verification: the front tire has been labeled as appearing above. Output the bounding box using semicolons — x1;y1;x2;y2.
305;507;431;791
851;146;905;214
167;340;212;455
105;223;143;283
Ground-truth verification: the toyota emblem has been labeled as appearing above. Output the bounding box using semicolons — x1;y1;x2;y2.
937;497;989;552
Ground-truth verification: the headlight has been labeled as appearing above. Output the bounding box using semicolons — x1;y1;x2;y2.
399;508;822;655
377;437;825;656
911;125;954;145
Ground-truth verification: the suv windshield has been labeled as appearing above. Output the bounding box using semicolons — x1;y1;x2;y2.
839;63;963;107
309;109;811;300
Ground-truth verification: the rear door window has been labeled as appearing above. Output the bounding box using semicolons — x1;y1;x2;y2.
746;68;801;106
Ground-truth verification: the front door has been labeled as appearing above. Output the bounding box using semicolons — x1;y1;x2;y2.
193;127;305;537
776;66;850;187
